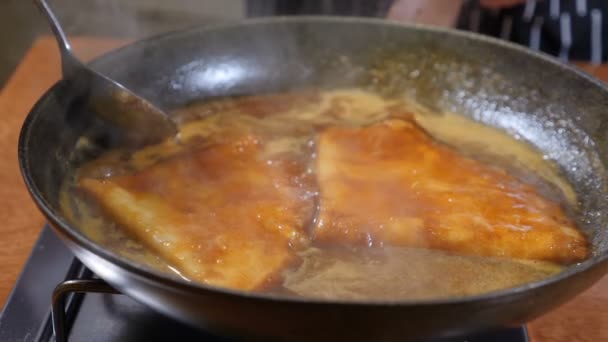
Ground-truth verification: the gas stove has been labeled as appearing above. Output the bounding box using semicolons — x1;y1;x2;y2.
0;226;529;342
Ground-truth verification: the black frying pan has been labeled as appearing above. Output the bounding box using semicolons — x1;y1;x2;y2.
18;17;608;340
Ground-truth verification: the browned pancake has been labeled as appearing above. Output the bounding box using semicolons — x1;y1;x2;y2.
80;134;314;290
314;119;588;264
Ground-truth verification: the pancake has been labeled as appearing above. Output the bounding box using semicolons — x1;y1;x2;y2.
314;119;588;263
81;134;313;290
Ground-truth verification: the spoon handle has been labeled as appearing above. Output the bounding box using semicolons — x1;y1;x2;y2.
34;0;81;78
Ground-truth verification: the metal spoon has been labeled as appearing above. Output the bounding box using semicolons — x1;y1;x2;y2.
35;0;178;145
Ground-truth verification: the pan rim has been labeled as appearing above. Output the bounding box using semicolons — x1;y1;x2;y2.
19;15;608;307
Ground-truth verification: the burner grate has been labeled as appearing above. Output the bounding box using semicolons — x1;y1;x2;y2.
52;266;119;342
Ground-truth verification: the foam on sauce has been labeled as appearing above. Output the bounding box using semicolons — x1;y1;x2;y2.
61;88;582;300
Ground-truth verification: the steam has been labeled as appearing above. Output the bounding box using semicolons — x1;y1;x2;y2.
51;0;245;57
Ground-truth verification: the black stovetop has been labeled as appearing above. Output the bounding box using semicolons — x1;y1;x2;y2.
0;226;529;342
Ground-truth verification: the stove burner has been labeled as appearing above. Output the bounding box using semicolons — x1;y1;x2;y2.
0;227;530;341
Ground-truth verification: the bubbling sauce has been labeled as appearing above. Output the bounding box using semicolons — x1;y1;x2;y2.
61;89;587;300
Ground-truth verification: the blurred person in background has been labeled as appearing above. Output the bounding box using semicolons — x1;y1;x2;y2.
247;0;608;64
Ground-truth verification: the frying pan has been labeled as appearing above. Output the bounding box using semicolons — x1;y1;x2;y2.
18;17;608;340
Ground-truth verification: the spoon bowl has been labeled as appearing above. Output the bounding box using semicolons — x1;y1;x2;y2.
35;0;178;145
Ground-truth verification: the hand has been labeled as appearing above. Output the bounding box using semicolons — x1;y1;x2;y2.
479;0;528;9
387;0;464;27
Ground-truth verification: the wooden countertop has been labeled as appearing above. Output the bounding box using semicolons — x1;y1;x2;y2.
0;36;606;340
0;36;128;302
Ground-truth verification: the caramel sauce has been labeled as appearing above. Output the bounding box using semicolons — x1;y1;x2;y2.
60;89;586;300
